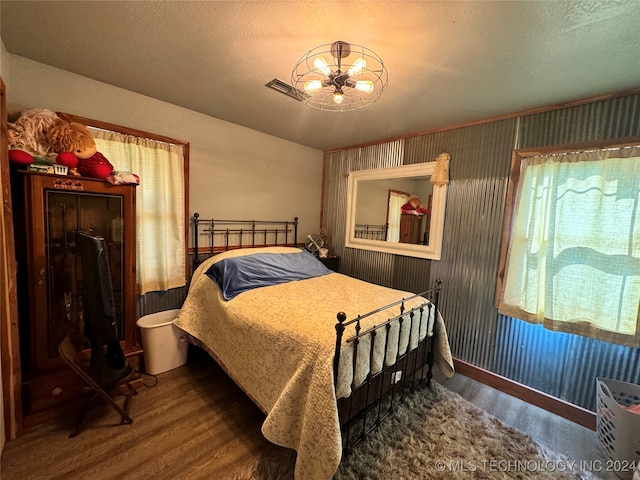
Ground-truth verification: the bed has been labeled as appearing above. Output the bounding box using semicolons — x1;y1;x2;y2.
174;215;454;480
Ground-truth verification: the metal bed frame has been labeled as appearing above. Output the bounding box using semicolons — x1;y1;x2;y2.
354;223;388;240
190;213;441;458
334;281;441;455
191;212;299;270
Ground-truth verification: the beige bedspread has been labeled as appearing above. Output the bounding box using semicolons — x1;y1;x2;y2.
174;247;454;480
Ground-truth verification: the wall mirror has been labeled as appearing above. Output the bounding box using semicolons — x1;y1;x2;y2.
345;162;447;260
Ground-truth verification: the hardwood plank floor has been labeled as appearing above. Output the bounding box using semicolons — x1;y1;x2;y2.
1;347;616;479
1;347;282;480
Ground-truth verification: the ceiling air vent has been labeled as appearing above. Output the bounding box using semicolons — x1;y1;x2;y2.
265;78;306;102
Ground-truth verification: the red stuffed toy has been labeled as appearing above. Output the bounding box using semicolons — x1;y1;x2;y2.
77;151;114;179
401;195;431;216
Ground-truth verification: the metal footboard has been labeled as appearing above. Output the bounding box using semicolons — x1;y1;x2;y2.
334;279;442;455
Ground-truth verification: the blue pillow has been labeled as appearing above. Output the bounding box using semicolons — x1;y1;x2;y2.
205;250;332;300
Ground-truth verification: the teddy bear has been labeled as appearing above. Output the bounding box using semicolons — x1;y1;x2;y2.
46;121;115;179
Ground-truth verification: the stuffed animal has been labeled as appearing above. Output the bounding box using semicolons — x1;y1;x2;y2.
8;109;115;179
46;120;115;179
77;151;115;179
7;108;67;164
46;121;96;160
401;195;431;216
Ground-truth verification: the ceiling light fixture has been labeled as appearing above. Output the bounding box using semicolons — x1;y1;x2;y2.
291;40;388;112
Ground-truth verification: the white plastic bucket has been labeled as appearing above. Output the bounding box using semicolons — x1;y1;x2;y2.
136;309;188;375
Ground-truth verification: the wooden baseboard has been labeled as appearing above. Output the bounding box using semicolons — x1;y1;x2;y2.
453;358;596;431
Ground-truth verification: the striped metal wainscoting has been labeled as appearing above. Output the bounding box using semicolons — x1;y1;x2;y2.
408;120;517;370
137;286;188;319
493;315;640;411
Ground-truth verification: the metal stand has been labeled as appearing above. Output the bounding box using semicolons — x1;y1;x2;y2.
58;332;136;438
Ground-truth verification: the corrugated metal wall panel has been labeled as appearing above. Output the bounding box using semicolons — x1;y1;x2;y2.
494;315;571;398
519;94;640;148
406;120;517;369
323;93;640;412
562;337;640;410
493;315;640;411
137;286;187;319
392;255;431;294
321;150;352;262
406;121;516;180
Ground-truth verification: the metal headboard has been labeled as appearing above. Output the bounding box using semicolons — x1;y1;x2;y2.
192;212;299;271
354;223;388;241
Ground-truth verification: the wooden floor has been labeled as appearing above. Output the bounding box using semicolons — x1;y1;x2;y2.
1;346;615;479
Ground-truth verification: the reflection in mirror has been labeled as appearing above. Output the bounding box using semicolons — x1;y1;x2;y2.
345;162;447;260
355;177;433;245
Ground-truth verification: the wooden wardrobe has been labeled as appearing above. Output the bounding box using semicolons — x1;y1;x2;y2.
13;171;141;428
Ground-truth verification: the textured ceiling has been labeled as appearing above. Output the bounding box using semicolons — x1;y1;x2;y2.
2;1;640;151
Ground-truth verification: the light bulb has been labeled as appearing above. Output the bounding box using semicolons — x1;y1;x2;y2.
348;58;366;76
354;81;374;93
333;92;344;105
304;80;323;92
313;57;331;76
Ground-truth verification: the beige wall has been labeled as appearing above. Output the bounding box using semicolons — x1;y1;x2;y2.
5;53;324;239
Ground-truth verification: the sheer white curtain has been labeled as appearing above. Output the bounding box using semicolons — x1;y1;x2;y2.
386;191;409;242
499;145;640;347
90;128;186;294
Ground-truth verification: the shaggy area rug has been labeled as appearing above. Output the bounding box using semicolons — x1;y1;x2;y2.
233;382;596;480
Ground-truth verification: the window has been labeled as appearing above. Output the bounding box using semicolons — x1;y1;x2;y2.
496;140;640;347
59;113;189;296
